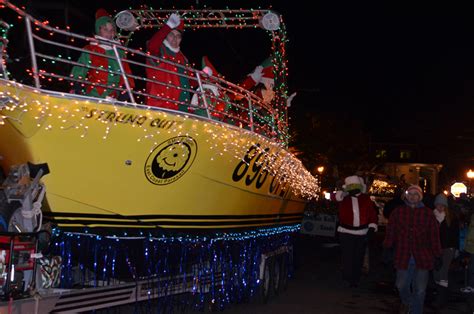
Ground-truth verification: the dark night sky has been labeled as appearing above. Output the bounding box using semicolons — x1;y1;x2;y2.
10;0;474;177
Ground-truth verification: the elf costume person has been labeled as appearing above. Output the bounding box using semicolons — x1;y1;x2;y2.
240;57;275;104
189;56;231;120
146;13;196;110
70;9;134;99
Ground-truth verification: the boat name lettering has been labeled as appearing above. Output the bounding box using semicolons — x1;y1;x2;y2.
82;108;180;129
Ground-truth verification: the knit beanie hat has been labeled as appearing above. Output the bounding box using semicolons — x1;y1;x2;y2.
434;193;448;207
95;9;114;35
406;185;423;199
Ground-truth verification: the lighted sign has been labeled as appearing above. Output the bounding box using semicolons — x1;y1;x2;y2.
450;182;467;198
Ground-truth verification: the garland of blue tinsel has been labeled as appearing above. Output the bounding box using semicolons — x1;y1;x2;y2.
50;224;299;311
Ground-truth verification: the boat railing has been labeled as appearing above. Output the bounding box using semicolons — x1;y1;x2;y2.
0;2;288;143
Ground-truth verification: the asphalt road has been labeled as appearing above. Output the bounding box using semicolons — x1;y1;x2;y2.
223;232;472;314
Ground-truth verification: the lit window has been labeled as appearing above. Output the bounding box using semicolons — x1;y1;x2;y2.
400;150;411;159
375;149;387;159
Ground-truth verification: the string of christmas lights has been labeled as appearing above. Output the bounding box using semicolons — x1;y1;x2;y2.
51;225;298;311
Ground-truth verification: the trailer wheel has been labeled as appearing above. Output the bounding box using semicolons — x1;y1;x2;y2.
278;253;289;293
272;256;281;296
258;258;273;303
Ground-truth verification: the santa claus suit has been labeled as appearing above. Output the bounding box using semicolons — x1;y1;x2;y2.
335;176;378;287
146;24;193;110
71;38;134;98
337;193;378;235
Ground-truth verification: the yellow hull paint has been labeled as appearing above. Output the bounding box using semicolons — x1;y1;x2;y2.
0;81;310;229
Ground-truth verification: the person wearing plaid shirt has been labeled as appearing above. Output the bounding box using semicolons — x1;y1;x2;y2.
383;185;442;314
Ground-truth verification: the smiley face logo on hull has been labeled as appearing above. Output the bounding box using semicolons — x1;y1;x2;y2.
144;136;197;185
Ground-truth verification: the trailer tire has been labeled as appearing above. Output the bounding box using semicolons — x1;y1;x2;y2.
278;253;289;293
272;256;281;296
258;257;273;304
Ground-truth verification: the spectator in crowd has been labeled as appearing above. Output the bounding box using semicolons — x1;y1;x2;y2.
432;193;459;309
460;201;474;294
334;175;378;288
71;9;134;100
383;185;442;314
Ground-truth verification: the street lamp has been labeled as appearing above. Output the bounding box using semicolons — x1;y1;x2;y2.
316;166;324;195
467;169;474;197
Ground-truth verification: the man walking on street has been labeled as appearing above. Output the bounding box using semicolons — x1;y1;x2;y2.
383;185;442;314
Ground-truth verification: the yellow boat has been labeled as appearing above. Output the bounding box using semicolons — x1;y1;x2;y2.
0;3;318;230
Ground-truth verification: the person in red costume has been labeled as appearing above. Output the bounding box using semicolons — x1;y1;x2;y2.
70;9;135;100
334;175;378;288
146;13;195;110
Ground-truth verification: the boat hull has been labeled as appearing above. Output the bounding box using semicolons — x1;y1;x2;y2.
0;81;310;229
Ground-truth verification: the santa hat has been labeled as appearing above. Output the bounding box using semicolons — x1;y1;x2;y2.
95;9;114;35
343;175;366;193
260;57;275;81
406;185;423;199
202;56;219;77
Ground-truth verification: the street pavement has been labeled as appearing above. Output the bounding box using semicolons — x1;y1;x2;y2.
223;232;473;314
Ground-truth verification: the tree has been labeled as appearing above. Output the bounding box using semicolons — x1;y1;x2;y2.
289;111;372;184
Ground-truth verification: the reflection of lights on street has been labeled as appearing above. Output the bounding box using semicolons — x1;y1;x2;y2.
324;192;331;200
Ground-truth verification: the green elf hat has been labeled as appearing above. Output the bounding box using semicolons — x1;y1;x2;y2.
95;8;114;35
260;57;275;80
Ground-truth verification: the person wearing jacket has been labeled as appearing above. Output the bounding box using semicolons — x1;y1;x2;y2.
432;193;459;308
335;175;378;288
71;9;135;99
146;13;194;110
383;185;442;314
460;206;474;294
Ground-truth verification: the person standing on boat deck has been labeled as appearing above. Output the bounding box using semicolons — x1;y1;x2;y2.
432;193;459;309
146;13;194;110
333;175;378;288
383;185;442;314
70;9;134;100
240;57;275;105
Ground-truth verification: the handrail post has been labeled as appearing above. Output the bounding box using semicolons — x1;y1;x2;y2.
112;45;135;103
247;97;254;132
195;72;211;118
25;16;40;88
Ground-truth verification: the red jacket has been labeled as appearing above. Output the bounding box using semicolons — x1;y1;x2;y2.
383;203;442;270
146;24;194;109
337;193;378;235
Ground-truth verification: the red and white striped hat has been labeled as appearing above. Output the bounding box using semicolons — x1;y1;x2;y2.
406;185;423;199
